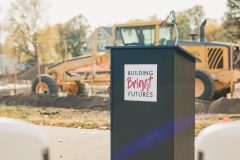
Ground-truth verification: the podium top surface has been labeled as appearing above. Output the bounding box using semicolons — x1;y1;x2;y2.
106;45;197;62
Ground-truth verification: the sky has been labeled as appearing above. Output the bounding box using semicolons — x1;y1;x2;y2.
47;0;228;27
0;0;228;28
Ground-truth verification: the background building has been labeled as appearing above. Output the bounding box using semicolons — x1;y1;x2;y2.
86;27;112;54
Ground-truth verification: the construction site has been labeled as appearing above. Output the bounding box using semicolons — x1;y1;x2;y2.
0;11;240;133
1;17;240;112
1;0;240;160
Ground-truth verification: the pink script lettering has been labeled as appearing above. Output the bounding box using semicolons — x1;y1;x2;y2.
127;76;153;91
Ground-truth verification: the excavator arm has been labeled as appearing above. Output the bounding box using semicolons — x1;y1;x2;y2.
46;52;110;86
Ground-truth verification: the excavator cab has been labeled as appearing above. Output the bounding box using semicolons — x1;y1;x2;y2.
114;21;176;47
115;26;155;46
113;11;178;47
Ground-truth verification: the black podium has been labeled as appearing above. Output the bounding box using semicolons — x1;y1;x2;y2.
110;46;196;160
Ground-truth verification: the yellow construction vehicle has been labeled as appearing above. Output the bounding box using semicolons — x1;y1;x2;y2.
31;29;111;95
31;52;110;95
32;12;240;100
112;16;240;100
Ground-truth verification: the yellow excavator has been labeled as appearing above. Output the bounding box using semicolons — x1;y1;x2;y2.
112;13;240;100
31;30;111;95
32;12;240;100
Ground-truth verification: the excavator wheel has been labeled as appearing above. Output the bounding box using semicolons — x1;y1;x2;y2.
32;75;58;94
65;81;86;96
195;70;215;100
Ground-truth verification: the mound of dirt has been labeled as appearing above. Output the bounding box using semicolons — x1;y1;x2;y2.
0;65;46;82
0;94;110;110
195;99;210;113
18;65;46;80
3;94;240;114
209;97;240;113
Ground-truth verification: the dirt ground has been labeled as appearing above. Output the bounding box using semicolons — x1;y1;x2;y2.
0;94;110;109
195;98;240;113
1;93;240;136
0;94;110;129
1;102;239;136
0;104;110;129
1;93;240;114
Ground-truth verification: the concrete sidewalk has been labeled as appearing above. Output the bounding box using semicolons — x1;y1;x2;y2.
42;126;110;160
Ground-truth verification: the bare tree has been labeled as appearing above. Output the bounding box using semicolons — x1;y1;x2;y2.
3;0;47;63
